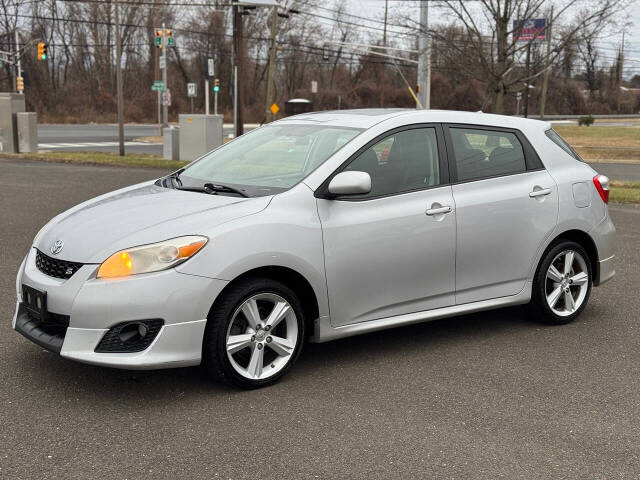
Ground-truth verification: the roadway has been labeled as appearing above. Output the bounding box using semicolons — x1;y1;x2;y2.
1;158;639;478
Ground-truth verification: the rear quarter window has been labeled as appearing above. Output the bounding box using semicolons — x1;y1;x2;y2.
545;129;583;162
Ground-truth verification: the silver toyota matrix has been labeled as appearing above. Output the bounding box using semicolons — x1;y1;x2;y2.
13;110;615;388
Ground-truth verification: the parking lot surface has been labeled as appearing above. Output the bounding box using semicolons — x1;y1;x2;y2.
1;158;639;479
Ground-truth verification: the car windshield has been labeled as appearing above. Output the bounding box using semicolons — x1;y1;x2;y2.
178;124;362;196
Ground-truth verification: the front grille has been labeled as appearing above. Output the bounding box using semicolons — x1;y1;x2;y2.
95;319;164;353
35;249;84;279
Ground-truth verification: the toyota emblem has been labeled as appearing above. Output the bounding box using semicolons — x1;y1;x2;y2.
50;240;64;255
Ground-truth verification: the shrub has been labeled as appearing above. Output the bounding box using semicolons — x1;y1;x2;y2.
578;114;595;126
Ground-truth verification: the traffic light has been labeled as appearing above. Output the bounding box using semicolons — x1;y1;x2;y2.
213;78;220;92
166;29;175;47
37;42;47;60
17;76;24;92
155;29;163;48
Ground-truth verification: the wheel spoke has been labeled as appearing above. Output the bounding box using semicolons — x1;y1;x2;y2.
563;251;575;275
264;301;290;330
570;271;588;286
547;286;562;308
267;336;294;357
547;265;563;283
246;345;264;378
241;298;261;330
226;334;253;354
564;290;576;312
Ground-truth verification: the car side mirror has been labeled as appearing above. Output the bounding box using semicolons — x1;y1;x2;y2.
327;171;372;197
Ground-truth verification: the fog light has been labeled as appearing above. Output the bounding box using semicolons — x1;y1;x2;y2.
95;319;164;353
119;322;149;343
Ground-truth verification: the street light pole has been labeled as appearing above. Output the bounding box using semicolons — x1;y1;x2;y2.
114;0;125;156
539;6;553;120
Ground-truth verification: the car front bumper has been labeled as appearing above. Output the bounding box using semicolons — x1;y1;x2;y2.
13;248;227;369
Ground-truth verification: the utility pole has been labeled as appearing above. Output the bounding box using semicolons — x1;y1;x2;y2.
232;4;244;137
14;30;21;93
265;5;278;123
617;30;624;111
417;0;430;109
114;0;125;156
523;41;532;118
539;6;553;120
161;22;168;127
380;0;388;106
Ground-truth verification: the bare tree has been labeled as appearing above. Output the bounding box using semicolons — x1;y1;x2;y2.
418;0;627;113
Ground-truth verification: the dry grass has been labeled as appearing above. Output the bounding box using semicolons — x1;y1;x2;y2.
554;126;640;148
574;147;640;163
554;126;640;163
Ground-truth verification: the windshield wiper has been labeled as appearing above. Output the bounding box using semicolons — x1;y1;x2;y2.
174;182;249;198
204;183;249;197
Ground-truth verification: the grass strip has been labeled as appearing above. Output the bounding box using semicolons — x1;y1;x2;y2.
610;181;640;204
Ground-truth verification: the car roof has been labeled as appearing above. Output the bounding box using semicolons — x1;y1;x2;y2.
276;108;552;132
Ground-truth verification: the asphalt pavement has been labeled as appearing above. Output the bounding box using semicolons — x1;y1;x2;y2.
1;158;639;479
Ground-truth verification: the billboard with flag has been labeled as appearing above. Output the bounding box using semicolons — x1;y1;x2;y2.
513;18;547;42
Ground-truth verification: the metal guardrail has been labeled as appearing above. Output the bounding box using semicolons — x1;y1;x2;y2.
526;114;640;120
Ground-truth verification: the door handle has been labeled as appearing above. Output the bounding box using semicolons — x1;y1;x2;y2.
426;205;452;216
529;188;552;198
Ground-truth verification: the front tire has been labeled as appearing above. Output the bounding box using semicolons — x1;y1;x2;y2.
527;240;592;325
202;277;305;389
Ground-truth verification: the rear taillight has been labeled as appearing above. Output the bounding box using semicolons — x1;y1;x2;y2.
593;174;610;204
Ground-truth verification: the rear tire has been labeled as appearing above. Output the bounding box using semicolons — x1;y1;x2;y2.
202;277;305;389
526;240;592;325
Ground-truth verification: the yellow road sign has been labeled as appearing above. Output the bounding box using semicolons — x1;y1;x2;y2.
269;103;279;115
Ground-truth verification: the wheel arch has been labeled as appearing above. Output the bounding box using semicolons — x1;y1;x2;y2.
207;265;321;338
538;229;600;285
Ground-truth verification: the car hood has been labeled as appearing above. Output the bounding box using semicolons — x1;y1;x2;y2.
35;181;272;263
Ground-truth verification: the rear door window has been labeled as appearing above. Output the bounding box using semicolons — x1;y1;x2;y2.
449;128;527;181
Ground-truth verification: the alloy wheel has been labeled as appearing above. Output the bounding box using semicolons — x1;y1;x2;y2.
225;293;298;380
545;249;589;317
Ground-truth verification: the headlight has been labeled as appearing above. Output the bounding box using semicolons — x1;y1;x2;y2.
97;236;208;279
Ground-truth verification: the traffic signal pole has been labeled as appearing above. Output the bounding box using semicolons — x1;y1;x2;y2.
232;4;244;137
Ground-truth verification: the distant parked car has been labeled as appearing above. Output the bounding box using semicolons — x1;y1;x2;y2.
14;109;615;388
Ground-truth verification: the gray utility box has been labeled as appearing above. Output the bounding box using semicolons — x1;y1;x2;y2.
178;114;223;161
17;112;38;153
163;126;179;161
0;93;26;153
